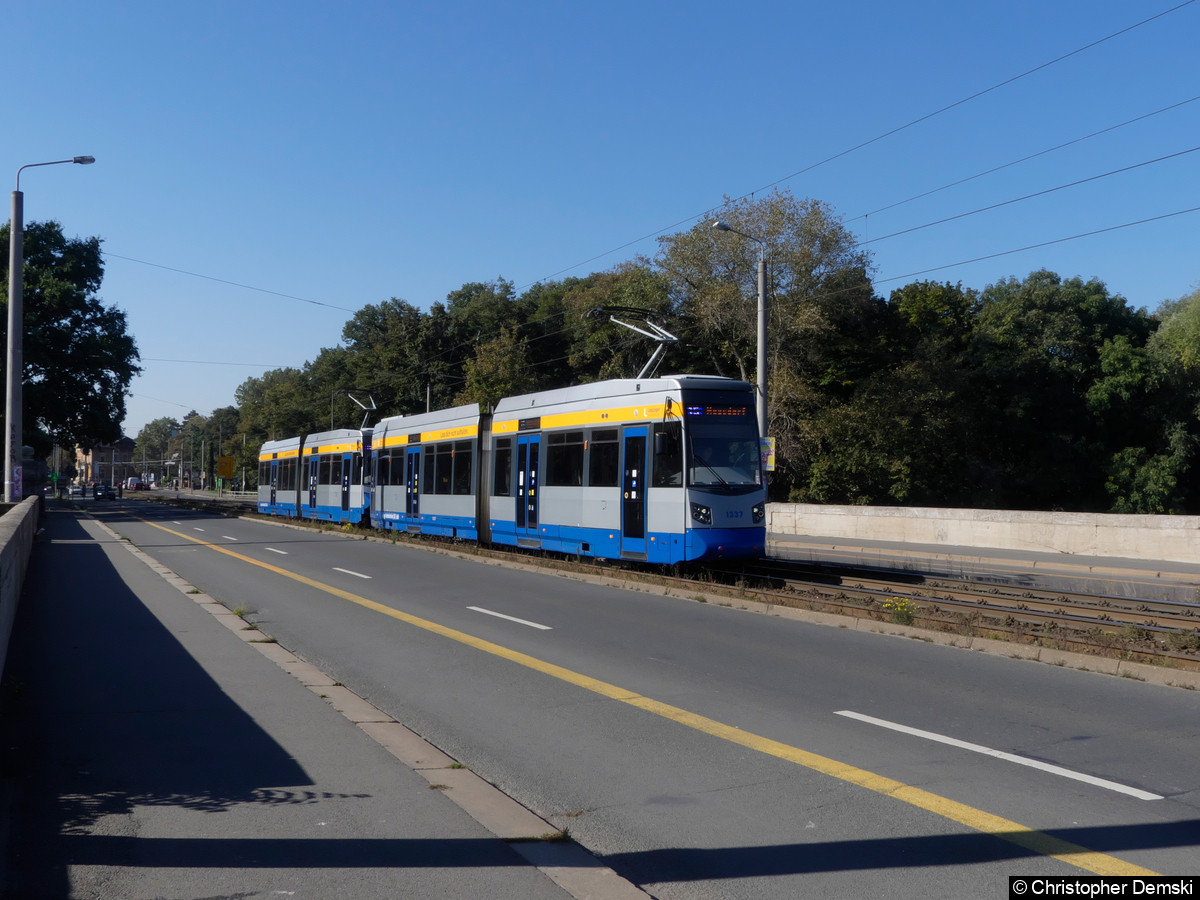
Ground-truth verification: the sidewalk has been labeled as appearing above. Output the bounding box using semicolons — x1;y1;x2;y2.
1;500;642;899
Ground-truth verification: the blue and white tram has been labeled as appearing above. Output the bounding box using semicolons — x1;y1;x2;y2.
257;435;303;517
486;376;765;562
257;375;766;563
371;403;481;539
257;428;373;523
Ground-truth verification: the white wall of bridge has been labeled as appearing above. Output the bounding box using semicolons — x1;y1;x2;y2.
767;504;1200;566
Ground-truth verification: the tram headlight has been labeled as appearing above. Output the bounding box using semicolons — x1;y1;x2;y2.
752;502;765;523
690;502;712;525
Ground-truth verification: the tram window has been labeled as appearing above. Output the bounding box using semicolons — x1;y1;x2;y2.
432;443;453;494
652;422;683;487
546;431;584;486
317;456;331;485
588;429;619;487
376;451;389;487
352;453;362;485
452;441;473;495
493;437;513;496
425;446;439;493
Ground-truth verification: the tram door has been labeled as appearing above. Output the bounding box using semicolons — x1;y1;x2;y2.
340;453;352;512
516;434;540;542
269;460;278;507
622;427;648;557
405;447;421;520
308;455;319;511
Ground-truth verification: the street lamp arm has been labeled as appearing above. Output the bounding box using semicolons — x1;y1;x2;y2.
15;155;96;191
711;219;766;256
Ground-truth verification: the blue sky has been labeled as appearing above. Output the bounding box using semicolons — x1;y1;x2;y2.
5;0;1197;438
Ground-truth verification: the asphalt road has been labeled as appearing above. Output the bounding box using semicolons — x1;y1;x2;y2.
89;498;1200;899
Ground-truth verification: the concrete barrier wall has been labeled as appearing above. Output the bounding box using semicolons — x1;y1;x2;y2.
768;503;1200;566
0;497;40;683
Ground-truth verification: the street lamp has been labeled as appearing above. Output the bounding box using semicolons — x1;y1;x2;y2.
6;155;95;503
712;219;768;439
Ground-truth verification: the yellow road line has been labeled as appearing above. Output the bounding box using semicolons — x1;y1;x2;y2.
144;519;1159;877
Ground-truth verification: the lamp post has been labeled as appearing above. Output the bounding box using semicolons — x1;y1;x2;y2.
6;155;95;503
712;220;768;439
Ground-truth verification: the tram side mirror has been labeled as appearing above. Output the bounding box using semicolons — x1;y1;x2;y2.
654;431;667;457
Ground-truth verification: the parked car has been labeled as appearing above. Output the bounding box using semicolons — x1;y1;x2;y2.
93;483;116;500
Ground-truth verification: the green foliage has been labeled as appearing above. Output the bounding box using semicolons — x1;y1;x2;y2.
454;324;537;408
889;280;979;347
1104;423;1194;514
1150;285;1200;369
1;220;141;453
133;416;181;474
216;195;1200;514
962;271;1158;510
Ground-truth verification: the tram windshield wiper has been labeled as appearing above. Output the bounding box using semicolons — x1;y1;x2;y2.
691;451;730;489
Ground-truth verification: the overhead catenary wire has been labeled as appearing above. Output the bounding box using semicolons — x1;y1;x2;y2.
852;93;1200;222
110;0;1197;404
878;205;1200;286
515;0;1198;292
101;252;359;314
106;2;1196;334
857;145;1200;248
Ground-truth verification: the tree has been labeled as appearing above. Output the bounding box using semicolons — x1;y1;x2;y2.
0;220;141;455
342;297;428;415
454;324;538;408
1150;284;1200;369
1089;286;1200;513
656;189;874;499
889;280;979;349
966;270;1154;510
134;417;181;481
234;367;316;442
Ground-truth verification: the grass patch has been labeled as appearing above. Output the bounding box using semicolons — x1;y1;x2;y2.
882;597;916;626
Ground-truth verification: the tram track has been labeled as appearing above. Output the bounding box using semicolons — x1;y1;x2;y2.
706;558;1200;672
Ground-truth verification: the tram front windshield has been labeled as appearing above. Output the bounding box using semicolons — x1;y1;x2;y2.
684;404;762;490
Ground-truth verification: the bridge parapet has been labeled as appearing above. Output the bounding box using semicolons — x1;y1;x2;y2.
768;503;1200;566
0;497;41;684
